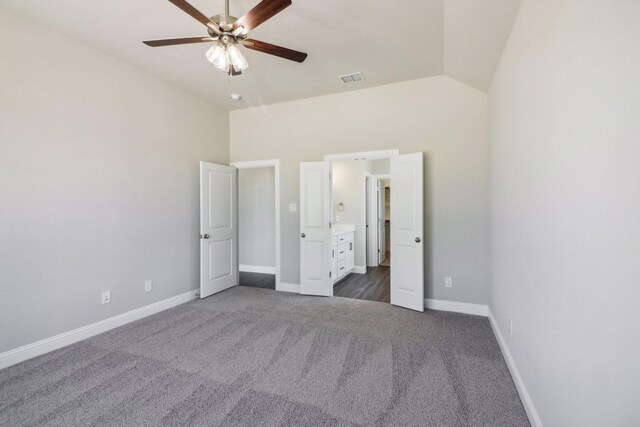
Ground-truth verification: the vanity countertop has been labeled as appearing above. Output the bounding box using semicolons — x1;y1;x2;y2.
332;224;355;235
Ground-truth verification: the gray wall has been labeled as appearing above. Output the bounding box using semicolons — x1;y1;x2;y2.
238;168;276;269
332;160;368;267
372;159;390;175
489;0;640;424
231;75;490;304
0;8;229;353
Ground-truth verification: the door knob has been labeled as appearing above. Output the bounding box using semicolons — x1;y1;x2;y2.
415;237;421;243
203;234;210;239
301;233;306;238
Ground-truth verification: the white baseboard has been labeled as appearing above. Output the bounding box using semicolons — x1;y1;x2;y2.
239;265;276;274
277;282;300;293
424;298;489;316
488;309;542;427
0;290;198;371
353;266;366;274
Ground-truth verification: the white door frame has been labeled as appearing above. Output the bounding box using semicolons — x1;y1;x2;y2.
230;159;281;292
324;150;399;162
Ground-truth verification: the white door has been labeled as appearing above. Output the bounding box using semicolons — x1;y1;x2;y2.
378;180;386;264
200;161;237;298
299;161;333;296
390;153;424;312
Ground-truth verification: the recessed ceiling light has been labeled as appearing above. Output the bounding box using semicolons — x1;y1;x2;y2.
230;93;242;101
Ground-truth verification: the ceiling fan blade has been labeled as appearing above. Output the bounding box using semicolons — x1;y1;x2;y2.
168;0;222;35
143;36;217;47
233;0;292;33
242;39;307;63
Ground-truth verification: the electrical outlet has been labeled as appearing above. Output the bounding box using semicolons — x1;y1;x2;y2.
144;280;153;293
509;318;513;335
101;291;111;304
289;203;297;212
445;277;453;288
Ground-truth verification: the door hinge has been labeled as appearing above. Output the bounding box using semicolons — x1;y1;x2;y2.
329;271;332;278
378;249;381;253
329;221;332;229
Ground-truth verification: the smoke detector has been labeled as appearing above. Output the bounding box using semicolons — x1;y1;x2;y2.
339;72;365;84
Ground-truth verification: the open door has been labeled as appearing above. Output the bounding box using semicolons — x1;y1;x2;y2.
378;180;386;264
390;153;424;311
200;161;237;298
299;161;333;296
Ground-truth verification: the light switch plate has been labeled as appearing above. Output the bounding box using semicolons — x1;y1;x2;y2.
144;280;153;293
101;291;111;304
289;203;297;212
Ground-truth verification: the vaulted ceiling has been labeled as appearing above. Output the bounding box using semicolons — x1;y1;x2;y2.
0;0;521;110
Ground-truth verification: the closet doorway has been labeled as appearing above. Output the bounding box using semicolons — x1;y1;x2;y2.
231;160;281;291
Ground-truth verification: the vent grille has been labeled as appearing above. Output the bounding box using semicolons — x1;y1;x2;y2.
339;72;364;84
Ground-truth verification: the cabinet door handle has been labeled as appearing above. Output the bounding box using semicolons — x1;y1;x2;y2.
349;242;352;250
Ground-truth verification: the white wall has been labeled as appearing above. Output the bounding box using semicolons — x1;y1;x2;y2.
489;1;640;425
332;160;367;267
231;76;490;304
238;168;276;269
0;8;229;353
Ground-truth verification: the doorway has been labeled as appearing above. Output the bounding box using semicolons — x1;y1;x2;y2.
329;159;392;303
299;151;424;312
230;160;281;292
237;167;277;290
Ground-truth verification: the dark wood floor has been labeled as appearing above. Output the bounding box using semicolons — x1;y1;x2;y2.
239;268;390;304
239;271;276;290
334;266;390;303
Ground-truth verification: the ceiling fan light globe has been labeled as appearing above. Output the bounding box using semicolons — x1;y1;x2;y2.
206;43;225;64
227;43;249;71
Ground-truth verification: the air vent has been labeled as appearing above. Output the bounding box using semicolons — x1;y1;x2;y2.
339;72;365;84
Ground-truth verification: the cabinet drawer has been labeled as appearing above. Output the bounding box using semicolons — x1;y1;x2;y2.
338;259;347;278
337;234;346;243
337;243;346;260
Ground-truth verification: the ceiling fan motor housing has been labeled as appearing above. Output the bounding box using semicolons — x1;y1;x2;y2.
210;14;237;33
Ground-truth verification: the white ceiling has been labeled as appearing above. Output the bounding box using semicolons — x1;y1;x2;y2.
0;0;521;110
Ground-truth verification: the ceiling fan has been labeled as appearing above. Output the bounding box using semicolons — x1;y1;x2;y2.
143;0;307;77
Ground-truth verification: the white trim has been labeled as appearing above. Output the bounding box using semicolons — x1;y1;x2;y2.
353;266;367;274
278;282;300;293
239;265;276;274
369;173;391;180
0;290;198;370
324;150;399;161
424;298;489;316
230;159;281;292
488;309;543;427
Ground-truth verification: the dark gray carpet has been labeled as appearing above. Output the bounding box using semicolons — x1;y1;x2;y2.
0;287;529;426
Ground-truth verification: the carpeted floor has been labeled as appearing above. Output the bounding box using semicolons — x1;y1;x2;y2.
0;287;529;426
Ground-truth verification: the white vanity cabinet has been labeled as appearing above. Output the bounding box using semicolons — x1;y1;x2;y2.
332;227;355;283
